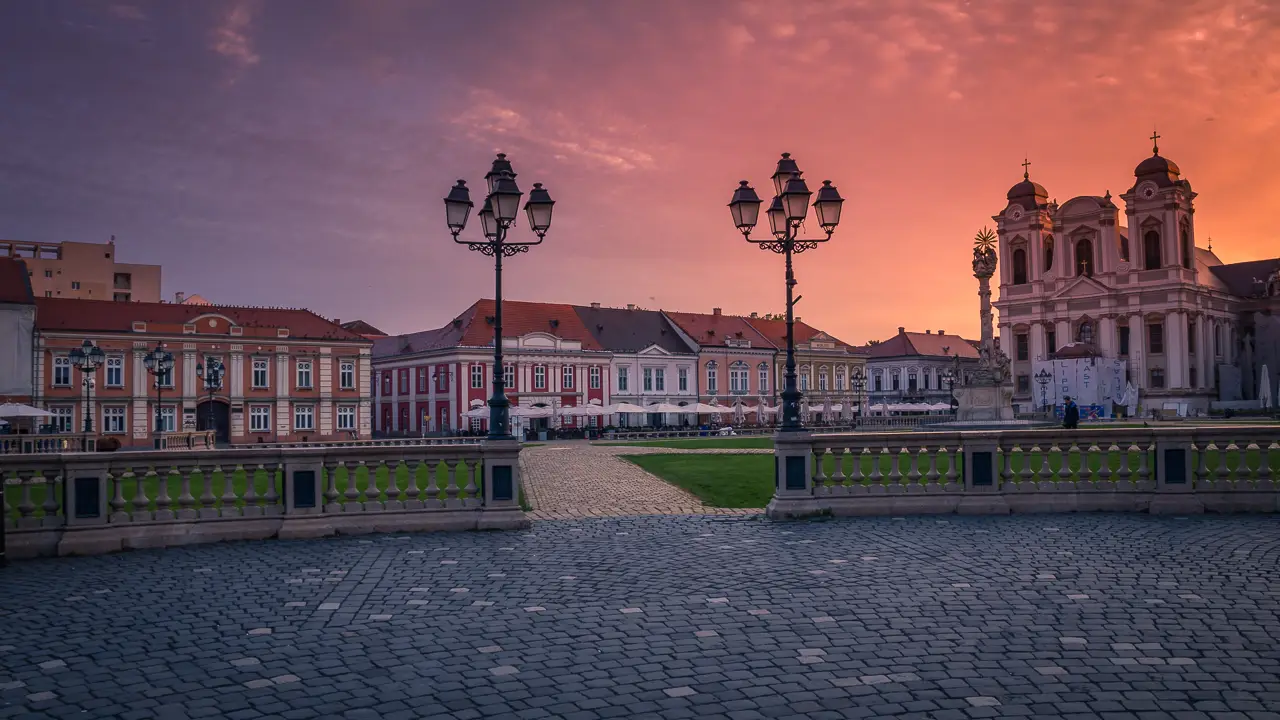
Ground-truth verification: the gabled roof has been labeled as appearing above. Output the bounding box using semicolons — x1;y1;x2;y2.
574;305;696;354
867;329;980;359
1209;257;1280;298
460;299;602;350
0;258;34;304
744;316;858;352
663;311;776;349
33;297;367;342
340;319;387;337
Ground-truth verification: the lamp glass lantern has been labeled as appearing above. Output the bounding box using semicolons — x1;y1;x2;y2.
444;179;473;236
812;180;844;233
781;173;812;222
523;182;555;237
728;181;762;234
478;197;498;240
771;152;801;197
484;152;515;194
490;172;523;223
766;196;787;238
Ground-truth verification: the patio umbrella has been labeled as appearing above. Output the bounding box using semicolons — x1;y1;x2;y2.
650;402;686;413
608;402;649;414
0;403;55;418
1260;365;1273;410
461;406;489;418
686;402;731;414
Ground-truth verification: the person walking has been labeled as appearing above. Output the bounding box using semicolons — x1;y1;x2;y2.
1063;395;1080;429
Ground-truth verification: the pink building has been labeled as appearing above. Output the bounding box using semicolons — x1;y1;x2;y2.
664;308;777;405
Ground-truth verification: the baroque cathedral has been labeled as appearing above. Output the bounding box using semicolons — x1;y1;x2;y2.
992;136;1280;416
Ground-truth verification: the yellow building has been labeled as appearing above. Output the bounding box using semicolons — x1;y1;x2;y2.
0;237;161;303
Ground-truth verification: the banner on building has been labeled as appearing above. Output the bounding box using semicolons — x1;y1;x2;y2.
1030;357;1127;418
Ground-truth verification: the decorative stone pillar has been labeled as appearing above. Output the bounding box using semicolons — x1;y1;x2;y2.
1166;311;1184;389
767;431;818;519
1129;313;1145;390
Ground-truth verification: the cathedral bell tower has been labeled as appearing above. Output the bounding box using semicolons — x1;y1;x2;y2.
995;159;1055;290
1118;132;1198;278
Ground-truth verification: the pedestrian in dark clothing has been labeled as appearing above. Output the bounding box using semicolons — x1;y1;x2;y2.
1063;396;1080;429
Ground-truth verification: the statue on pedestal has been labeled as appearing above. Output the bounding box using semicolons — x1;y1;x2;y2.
952;227;1016;422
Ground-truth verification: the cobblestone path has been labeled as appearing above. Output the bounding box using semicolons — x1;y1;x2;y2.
520;443;769;520
2;514;1278;719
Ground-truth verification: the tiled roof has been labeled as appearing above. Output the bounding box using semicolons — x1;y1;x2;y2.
460;299;603;350
664;311;776;349
866;330;980;359
0;258;34;304
372;305;475;358
340;319;387;337
33;297;368;342
744;316;858;352
574;305;697;354
1209;257;1280;298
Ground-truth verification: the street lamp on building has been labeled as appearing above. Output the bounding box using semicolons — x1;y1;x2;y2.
850;369;867;425
142;344;174;438
729;153;845;432
1035;368;1052;411
196;358;224;436
445;153;555;440
68;339;105;433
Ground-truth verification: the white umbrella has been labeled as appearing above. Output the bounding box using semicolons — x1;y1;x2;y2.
758;404;779;414
461;406;489;418
511;406;552;418
686;402;732;414
0;403;55;418
1260;364;1273;410
649;402;686;413
608;402;649;414
562;403;607;416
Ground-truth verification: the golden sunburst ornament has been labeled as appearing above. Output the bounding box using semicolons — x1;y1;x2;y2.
974;227;997;251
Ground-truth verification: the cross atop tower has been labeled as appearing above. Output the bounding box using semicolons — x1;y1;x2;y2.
1021;157;1031;180
1150;129;1161;154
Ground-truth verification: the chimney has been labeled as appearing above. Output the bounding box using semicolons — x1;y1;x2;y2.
175;291;185;303
925;329;931;334
334;318;341;326
712;307;722;315
749;312;758;318
626;303;636;310
898;326;905;334
590;302;601;309
938;330;945;335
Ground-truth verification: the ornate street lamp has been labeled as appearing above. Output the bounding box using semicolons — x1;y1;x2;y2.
68;339;105;433
142;344;175;437
196;358;225;437
729;153;844;432
1035;368;1053;411
850;369;867;425
446;154;555;440
942;366;958;416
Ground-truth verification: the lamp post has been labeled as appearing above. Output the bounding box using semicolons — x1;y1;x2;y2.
196;358;224;437
68;339;105;433
445;153;555;440
142;344;174;439
1035;368;1052;411
850;369;867;427
729;153;845;433
942;367;957;416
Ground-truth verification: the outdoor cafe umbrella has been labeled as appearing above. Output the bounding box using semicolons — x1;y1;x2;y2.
650;403;686;414
0;403;55;419
608;402;650;414
1261;364;1273;410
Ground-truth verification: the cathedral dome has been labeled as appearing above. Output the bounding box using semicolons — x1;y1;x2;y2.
1006;175;1047;211
1133;134;1181;188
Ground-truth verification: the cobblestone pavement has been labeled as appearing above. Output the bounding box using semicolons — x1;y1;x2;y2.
3;514;1279;720
521;443;769;520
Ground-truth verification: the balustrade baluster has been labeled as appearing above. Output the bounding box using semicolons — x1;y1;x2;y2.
110;468;129;518
1097;444;1114;485
1056;443;1073;483
365;461;384;504
41;470;60;520
831;449;847;486
154;465;173;518
942;446;959;486
1134;443;1151;486
463;459;478;501
907;448;923;485
198;465;217;517
263;462;281;513
445;460;461;505
242;464;258;509
425;460;442;506
406;460;423;502
344;461;361;508
813;449;828;492
177;465;196;518
927;447;942;486
132;467;153;519
1259;442;1277;485
1035;446;1053;484
887;447;904;487
323;461;340;510
221;464;241;515
1116;443;1133;485
868;448;884;485
850;449;866;484
1018;445;1034;484
16;471;35;522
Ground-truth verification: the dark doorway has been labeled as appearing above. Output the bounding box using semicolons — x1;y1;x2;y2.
197;400;230;444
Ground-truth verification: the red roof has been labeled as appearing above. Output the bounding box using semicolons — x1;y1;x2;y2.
744;316;857;351
374;299;604;357
866;330;980;359
0;258;34;304
664;311;775;349
34;297;368;342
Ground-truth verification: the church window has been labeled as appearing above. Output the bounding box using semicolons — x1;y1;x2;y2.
1119;326;1130;356
890;371;900;391
1046;329;1057;355
1148;323;1164;355
1076;322;1094;345
1012;248;1028;285
1190;366;1198;387
1016;375;1030;393
1119;234;1130;262
1149;368;1165;389
1187;320;1196;355
1214;326;1221;356
1143;231;1162;270
1180;226;1192;269
1043;237;1054;272
1015;333;1029;361
1075;238;1093;277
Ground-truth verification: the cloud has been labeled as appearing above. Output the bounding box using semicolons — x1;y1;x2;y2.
726;24;755;53
109;4;147;21
210;1;260;73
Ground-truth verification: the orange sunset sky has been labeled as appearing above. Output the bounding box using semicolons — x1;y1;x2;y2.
1;0;1277;344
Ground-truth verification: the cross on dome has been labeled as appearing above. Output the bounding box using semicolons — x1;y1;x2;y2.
1150;129;1161;154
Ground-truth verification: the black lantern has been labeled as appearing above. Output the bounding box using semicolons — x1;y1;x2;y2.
772;152;801;197
444;180;474;238
478;197;498;240
812;180;844;235
781;173;812;222
489;172;523;224
766;196;787;238
523;183;555;237
728;181;763;235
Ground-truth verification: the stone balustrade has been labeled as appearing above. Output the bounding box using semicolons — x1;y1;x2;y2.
771;426;1280;518
1;439;525;560
1;433;97;455
153;430;217;451
271;437;484;449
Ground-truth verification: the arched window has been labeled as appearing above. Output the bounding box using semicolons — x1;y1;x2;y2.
1076;321;1094;345
1012;248;1028;285
818;367;829;391
1143;231;1162;270
1180;226;1192;269
1044;236;1055;272
1120;234;1130;262
1075;238;1094;277
705;361;717;394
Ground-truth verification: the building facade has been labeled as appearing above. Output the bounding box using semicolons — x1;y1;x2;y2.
993;141;1280;414
31;298;373;444
664;309;776;410
2;237;162;302
864;328;981;408
745;314;867;418
0;258;37;404
371;300;612;435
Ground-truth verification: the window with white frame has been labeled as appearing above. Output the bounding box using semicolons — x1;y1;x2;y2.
873;372;883;392
51;406;73;432
729;362;748;394
157;406;176;432
678;367;688;392
293;404;315;430
654;368;665;392
643;368;653;392
562;365;574;389
923;373;931;390
534;365;546;388
908;371;918;391
758;363;769;394
617;366;629;392
891;371;900;391
156;363;173;388
250;405;271;432
589;366;601;389
504;364;515;390
105;356;123;387
340;360;355;390
53;356;71;386
706;362;718;394
799;368;809;392
337;405;356;431
470;364;484;388
102;406;126;433
252;358;269;389
818;368;829;392
296;359;313;388
835;371;845;392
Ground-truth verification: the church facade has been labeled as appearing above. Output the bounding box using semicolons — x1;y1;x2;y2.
993;138;1280;416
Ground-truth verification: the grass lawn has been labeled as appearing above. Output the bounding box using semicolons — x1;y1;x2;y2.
622;454;774;508
596;436;774;450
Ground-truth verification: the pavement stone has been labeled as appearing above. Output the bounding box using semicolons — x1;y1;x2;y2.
1;514;1279;719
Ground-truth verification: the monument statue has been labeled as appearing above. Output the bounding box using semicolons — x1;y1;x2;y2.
952;227;1016;422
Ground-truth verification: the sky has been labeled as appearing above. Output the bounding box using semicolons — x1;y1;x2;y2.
2;0;1278;344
